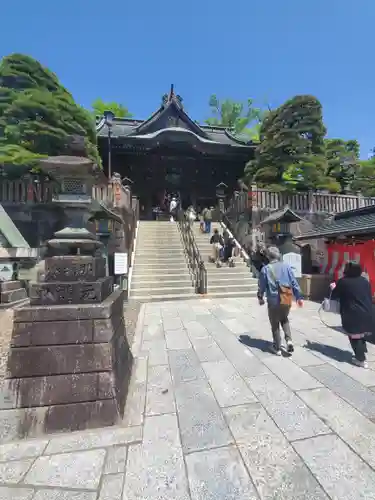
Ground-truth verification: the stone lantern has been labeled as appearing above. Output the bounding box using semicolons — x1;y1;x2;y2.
4;156;133;437
39;155;97;229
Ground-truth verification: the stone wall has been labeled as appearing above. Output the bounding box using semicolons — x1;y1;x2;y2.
3;205;63;248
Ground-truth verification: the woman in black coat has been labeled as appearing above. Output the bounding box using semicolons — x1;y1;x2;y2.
331;261;373;368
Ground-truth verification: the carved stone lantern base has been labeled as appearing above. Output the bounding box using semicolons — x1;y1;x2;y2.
4;229;133;437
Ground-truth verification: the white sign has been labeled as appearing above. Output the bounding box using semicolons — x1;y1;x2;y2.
114;252;128;275
283;252;302;278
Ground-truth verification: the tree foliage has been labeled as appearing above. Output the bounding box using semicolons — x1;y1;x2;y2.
325;138;360;193
91;98;132;119
0;53;100;173
245;95;338;191
351;157;375;196
205;94;263;139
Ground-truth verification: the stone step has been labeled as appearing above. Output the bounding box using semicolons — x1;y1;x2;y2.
132;270;192;279
207;282;257;291
130;292;198;302
137;238;182;242
135;248;184;254
204;290;258;299
139;221;177;224
0;280;22;292
206;277;258;286
0;296;30;309
1;287;27;304
137;231;180;234
205;267;252;275
133;263;187;271
134;256;186;263
137;232;180;236
136;244;183;249
136;239;182;244
131;279;192;289
13;297;30;309
136;241;184;252
135;247;183;253
130;285;194;298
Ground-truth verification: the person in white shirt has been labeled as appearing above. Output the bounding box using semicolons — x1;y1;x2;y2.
169;197;177;221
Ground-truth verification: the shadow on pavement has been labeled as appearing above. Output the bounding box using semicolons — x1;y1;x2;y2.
239;335;272;353
304;339;352;363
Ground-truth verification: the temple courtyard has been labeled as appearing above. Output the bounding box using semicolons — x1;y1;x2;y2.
1;297;375;499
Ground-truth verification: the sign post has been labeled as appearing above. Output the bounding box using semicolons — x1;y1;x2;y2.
114;252;128;293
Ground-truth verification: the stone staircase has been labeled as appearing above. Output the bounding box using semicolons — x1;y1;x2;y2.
129;221;196;301
193;223;258;298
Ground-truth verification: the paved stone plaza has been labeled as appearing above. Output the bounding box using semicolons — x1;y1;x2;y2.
2;297;375;499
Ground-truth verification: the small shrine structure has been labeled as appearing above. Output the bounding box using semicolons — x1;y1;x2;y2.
294;204;375;299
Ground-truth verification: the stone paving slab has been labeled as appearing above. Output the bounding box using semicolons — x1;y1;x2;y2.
25;449;106;489
293;434;375;499
185;446;259;500
224;403;328;499
4;297;375;498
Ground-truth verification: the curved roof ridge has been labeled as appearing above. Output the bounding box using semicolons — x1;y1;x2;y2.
134;91;210;139
225;129;254;145
130;127;221;144
96;117;105;132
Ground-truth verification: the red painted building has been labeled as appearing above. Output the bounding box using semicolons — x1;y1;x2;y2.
294;205;375;298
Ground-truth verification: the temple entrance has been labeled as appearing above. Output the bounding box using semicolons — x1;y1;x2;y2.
108;145;247;220
134;151;205;219
97;86;255;220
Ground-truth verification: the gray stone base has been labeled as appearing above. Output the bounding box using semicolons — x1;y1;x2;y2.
0;281;28;308
3;290;133;437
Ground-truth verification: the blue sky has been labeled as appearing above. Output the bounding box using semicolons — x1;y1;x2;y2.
1;0;373;156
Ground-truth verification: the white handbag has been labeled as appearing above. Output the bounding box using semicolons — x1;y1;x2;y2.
322;292;340;314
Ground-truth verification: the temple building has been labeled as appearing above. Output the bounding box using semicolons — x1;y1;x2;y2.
96;86;255;218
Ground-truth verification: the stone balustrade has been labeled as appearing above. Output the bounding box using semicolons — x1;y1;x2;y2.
0;177;132;210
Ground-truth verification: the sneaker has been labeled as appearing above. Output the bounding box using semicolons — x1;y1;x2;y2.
351;357;368;368
270;345;282;356
287;341;294;354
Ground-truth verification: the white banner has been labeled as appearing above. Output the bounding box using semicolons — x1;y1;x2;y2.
283;252;302;278
114;252;128;275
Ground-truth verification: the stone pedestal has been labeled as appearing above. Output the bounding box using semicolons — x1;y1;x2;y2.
0;281;29;309
5;255;133;436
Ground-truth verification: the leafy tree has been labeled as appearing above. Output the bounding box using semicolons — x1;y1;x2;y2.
245;95;335;191
205;94;263;138
91;98;132;118
325;139;360;193
351;158;375;196
0;53;100;174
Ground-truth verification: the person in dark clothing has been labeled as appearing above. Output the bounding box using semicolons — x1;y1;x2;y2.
209;229;224;266
251;243;269;277
331;261;373;368
223;237;236;264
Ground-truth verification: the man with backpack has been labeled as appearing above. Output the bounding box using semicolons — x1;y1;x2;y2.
257;246;303;356
202;207;213;233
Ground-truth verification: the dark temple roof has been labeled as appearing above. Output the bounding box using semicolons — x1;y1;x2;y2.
96;85;255;151
261;206;302;225
294;204;375;241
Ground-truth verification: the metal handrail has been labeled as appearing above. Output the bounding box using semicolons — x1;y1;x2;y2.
177;210;207;294
221;212;251;267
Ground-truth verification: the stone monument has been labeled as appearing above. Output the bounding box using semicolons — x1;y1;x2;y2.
4;156;133;436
